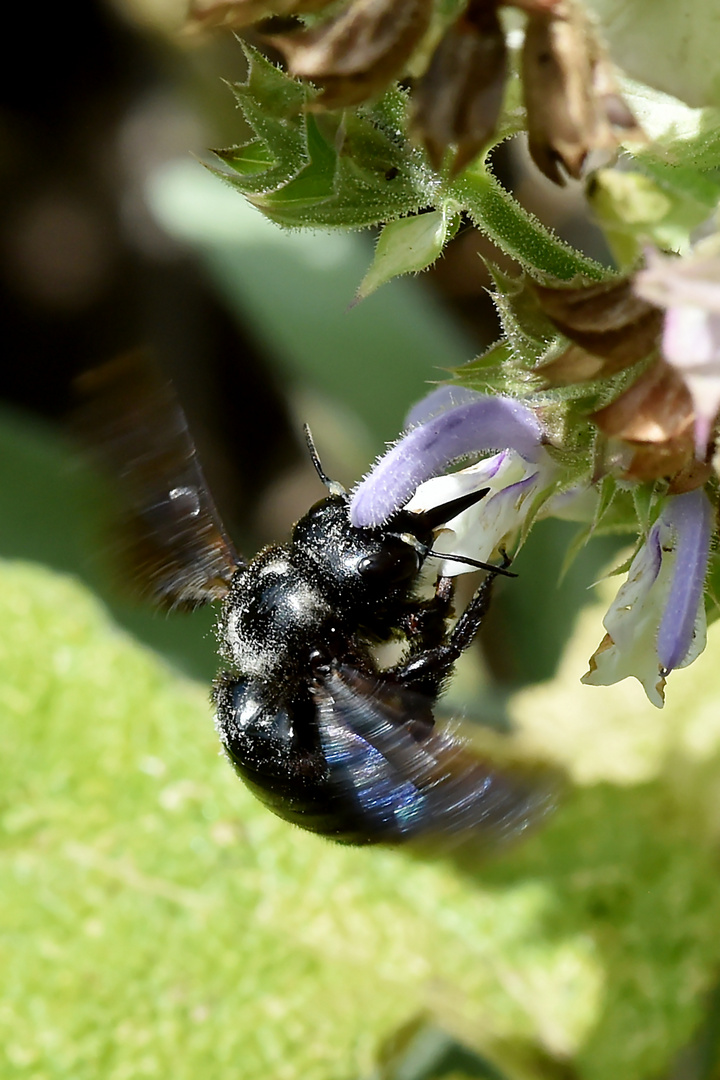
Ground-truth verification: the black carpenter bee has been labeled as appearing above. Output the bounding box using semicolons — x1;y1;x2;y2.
78;354;546;845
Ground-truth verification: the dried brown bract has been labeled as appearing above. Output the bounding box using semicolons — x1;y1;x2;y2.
410;0;507;175
537;343;620;386
592;359;710;487
186;0;332;31
594;360;693;445
522;0;642;183
533;276;664;384
506;0;561;11
531;270;711;486
270;0;433;109
534;277;657;336
195;0;641;178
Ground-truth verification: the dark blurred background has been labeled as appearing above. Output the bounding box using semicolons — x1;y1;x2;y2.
0;0;618;691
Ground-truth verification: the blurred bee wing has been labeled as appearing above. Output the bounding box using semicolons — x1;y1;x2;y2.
316;665;553;844
75;352;242;610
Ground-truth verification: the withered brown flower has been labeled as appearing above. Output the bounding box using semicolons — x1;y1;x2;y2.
410;0;507;175
186;0;333;31
521;0;642;183
533;276;664;384
531;273;710;488
270;0;434;109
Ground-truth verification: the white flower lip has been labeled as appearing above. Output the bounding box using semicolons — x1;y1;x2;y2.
404;449;553;576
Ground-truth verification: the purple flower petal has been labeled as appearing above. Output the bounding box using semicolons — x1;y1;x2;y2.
656;488;713;672
350;396;544;527
403;386;485;428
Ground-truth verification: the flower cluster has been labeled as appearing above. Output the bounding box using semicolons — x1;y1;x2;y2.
187;0;640;181
532;257;717;494
350;386;716;708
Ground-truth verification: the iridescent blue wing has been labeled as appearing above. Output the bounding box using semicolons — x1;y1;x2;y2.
75;352;242;610
315;664;552;844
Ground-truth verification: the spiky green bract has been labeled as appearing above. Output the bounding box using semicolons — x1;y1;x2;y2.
213;45;605;283
213;46;435;228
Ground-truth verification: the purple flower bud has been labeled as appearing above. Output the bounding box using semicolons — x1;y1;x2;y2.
350;394;544;527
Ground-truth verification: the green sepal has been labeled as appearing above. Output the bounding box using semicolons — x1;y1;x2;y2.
632;482;659;537
356;208;460;301
556;476;624;583
449;340;538;397
487;265;565;369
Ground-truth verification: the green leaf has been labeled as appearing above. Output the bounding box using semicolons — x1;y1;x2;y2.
617;71;720;153
587;167;716;265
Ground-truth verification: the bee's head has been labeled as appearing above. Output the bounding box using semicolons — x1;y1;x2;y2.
291;484;496;609
294;425;505;604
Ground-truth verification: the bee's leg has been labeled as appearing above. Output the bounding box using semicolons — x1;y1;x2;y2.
390;569;500;696
397;575;455;650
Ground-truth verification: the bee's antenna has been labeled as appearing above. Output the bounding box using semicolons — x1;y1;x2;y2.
428;550;517;578
303;424;345;497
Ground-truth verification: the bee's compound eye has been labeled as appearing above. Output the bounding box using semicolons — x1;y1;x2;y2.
358;542;420;584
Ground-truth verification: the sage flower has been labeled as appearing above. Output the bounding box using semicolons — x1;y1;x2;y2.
350;392;544;528
582;488;713;708
352;387;715;706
